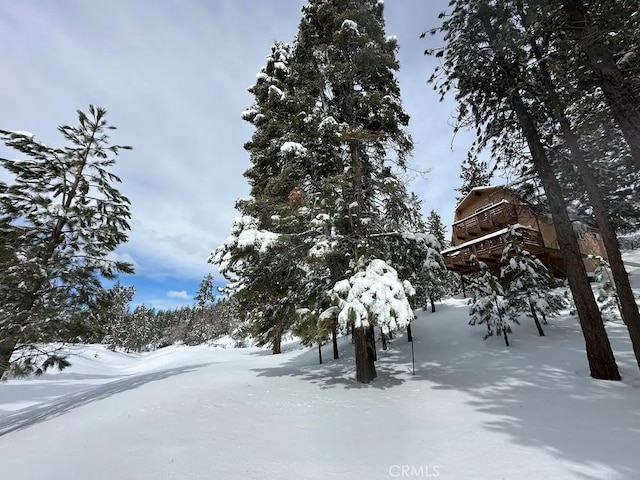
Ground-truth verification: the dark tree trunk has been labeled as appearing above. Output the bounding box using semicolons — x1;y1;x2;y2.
318;343;322;364
529;300;546;337
503;327;510;347
561;129;640;369
461;276;467;298
381;328;388;350
511;94;620;380
354;326;377;383
388;330;394;340
272;335;282;355
560;0;640;169
368;325;377;361
0;292;38;379
430;294;436;313
528;36;640;370
0;337;18;380
406;323;413;342
332;324;339;360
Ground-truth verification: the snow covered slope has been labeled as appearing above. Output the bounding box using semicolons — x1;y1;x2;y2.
1;254;640;479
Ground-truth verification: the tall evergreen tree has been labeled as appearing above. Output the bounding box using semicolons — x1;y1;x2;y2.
0;106;133;379
426;209;447;249
213;41;311;354
294;0;419;383
556;0;640;168
455;154;492;202
214;1;424;383
510;0;640;371
425;0;621;379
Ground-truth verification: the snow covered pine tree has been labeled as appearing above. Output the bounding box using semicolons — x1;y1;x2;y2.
0;106;133;378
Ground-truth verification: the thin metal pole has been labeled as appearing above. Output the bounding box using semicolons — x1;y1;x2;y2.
411;336;415;375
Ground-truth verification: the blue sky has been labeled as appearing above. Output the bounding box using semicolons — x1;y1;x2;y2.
0;0;480;310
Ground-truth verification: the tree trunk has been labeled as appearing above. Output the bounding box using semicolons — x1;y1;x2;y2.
388;330;394;340
0;337;18;380
430;294;436;313
381;328;388;350
406;323;413;342
272;335;282;354
318;343;322;364
332;324;339;359
511;93;620;380
560;0;640;169
461;275;467;298
562;131;640;370
503;327;510;347
529;35;640;370
368;325;377;361
354;326;376;383
529;300;546;337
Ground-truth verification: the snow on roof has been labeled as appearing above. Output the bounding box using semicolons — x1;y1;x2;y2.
455;185;504;211
441;224;535;255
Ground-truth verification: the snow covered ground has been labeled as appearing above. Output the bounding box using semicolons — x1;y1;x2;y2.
2;256;640;479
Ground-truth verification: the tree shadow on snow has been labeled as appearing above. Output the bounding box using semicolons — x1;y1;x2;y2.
255;300;640;479
412;306;640;480
0;363;212;437
251;332;428;390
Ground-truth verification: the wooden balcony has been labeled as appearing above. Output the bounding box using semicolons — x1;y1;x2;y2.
443;227;550;275
453;201;518;240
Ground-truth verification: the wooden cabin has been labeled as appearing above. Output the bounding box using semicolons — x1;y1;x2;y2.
442;185;607;276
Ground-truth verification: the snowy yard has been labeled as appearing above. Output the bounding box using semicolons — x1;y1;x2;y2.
1;304;639;478
2;258;640;479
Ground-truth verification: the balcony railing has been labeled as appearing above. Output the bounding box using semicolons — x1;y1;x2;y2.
453;201;517;240
444;228;546;273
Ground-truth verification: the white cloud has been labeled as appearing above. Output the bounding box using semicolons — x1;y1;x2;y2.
0;0;474;291
167;290;190;299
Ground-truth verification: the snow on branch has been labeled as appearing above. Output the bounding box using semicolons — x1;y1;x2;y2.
331;259;414;334
210;216;279;273
280;142;308;156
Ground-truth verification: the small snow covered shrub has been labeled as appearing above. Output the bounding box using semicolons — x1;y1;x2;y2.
467;256;515;346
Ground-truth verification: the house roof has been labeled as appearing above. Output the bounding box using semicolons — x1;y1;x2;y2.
455;185;504;213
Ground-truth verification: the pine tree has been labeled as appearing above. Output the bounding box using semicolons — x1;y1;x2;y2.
511;0;640;371
213;1;425;382
102;281;135;348
468;256;515;346
333;259;415;379
292;0;420;383
556;0;640;168
500;227;566;336
213;41;311;354
426;0;621;380
0;106;133;379
194;273;216;308
426;210;447;250
590;255;623;323
455;154;492;202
